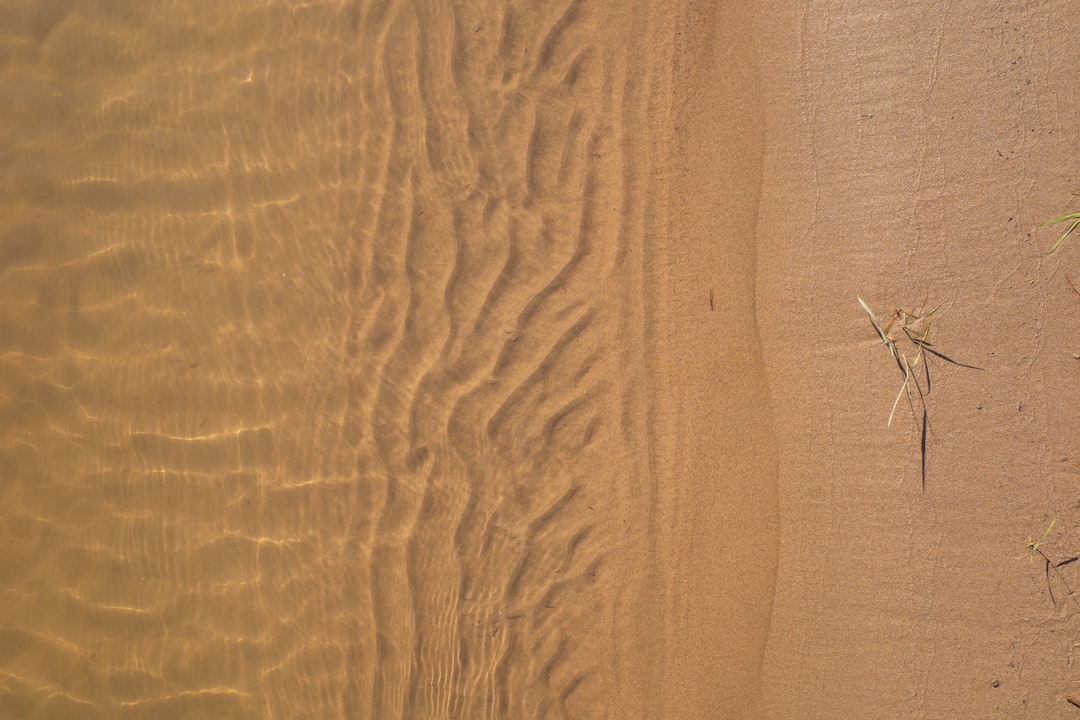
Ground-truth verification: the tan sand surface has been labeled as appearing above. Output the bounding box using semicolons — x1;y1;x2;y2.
754;2;1080;717
2;1;1080;719
649;2;779;717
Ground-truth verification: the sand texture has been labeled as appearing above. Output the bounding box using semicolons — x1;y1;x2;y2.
754;2;1080;717
2;1;1080;719
2;2;664;718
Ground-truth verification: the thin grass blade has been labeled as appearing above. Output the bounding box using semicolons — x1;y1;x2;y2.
1047;218;1080;255
1042;519;1058;544
920;408;928;491
890;343;906;375
1047;557;1057;606
903;358;920;426
888;370;909;427
858;296;890;345
921;345;983;370
923;350;932;393
906;358;933;443
1040;211;1080;226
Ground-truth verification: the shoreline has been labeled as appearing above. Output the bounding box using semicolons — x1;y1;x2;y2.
648;2;780;717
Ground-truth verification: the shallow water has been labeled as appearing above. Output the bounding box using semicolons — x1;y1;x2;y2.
0;2;662;717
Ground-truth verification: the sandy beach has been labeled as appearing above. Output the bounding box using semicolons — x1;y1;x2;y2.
2;1;1080;718
754;2;1080;717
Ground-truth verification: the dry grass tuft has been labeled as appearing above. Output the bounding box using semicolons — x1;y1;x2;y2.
858;296;981;489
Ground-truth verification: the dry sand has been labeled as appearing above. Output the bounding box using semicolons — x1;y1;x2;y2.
2;1;1080;719
754;2;1080;717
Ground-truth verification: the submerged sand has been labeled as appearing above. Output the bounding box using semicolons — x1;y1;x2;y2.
2;1;1080;718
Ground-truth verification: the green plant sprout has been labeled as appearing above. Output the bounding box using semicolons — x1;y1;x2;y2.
1028;518;1056;562
858;296;981;489
1042;192;1080;255
1026;519;1080;610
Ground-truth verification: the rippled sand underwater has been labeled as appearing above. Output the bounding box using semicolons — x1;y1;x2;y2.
1;1;662;717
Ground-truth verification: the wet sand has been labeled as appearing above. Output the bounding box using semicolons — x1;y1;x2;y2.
3;1;1080;719
651;2;778;717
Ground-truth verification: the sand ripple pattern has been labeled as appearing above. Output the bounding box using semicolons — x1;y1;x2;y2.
0;1;654;718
